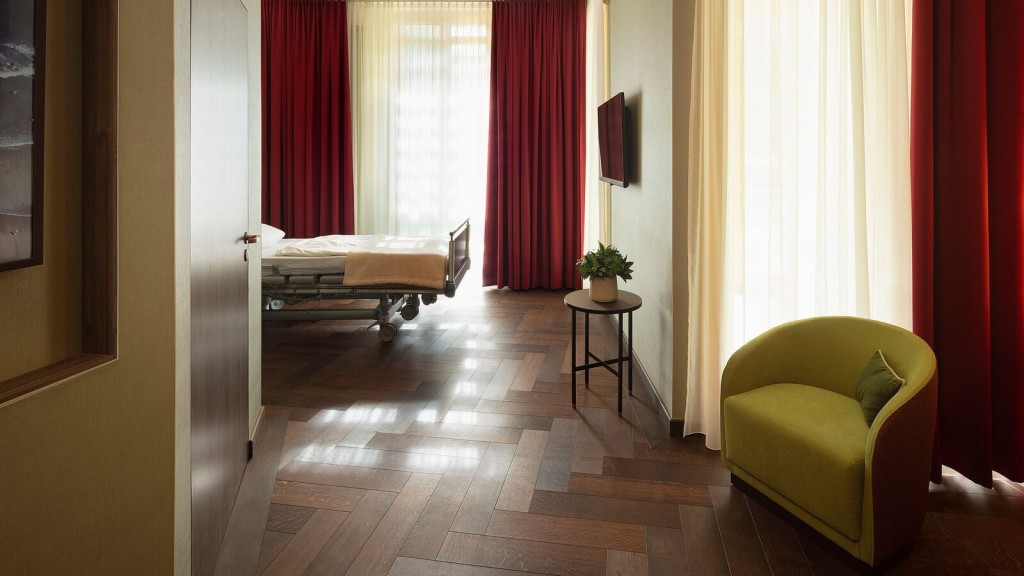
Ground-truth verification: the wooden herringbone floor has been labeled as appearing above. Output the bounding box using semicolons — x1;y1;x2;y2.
223;281;1024;576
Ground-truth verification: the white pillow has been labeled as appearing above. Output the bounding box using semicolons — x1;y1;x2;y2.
261;223;286;247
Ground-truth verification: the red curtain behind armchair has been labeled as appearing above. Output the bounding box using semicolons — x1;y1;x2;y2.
262;0;354;237
911;0;1024;486
483;0;586;290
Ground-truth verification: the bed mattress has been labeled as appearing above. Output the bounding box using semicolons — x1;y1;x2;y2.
261;236;372;276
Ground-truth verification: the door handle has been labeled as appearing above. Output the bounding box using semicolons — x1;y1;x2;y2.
242;232;261;244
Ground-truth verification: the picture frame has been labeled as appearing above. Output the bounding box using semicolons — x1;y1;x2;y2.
0;0;46;271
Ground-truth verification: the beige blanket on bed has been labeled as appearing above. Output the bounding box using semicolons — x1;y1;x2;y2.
342;235;448;289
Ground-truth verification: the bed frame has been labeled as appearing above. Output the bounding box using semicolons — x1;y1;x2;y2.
261;219;471;342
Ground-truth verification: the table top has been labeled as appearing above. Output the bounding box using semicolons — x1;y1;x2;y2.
564;289;642;314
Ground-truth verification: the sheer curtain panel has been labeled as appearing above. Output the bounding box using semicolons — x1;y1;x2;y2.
348;1;491;240
263;0;355;237
686;0;915;448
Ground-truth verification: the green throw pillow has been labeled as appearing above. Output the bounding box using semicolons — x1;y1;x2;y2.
855;350;905;426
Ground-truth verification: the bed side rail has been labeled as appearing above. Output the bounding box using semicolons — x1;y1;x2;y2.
446;219;471;297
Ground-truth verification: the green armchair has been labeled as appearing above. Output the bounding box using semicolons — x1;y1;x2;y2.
720;316;937;567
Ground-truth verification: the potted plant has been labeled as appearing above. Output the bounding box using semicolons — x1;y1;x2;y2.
576;242;634;302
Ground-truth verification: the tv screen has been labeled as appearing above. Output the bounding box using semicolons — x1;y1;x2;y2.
597;92;629;187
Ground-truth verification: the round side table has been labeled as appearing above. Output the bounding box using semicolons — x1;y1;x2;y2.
563;289;642;414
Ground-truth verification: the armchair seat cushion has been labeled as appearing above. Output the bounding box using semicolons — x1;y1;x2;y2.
723;383;869;540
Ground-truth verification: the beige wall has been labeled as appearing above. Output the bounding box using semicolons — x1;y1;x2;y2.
0;1;182;574
608;0;695;420
0;0;83;383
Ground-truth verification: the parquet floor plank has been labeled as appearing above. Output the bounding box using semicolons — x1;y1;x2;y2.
504;388;607;408
277;409;347;470
365;430;495;460
335;405;400;448
678;504;730;575
303;490;398;576
605;549;648;576
602;401;636;459
572;406;608;475
535;418;580;492
388;557;550;576
399;457;480;560
602;456;732;486
270;480;365;512
529;490;682;528
480;359;523;401
646;526;689;576
475;398;581;420
376;380;446;435
486;509;646;553
265;504;316;534
343;473;442;576
410;372;474;426
632;441;723;468
290;401;378;464
745;495;815;576
709;485;772;576
443;409;554;431
450;442;517;534
404;421;524;445
436;532;607;576
320;445;452;474
495;429;550;512
256;531;293;575
276;460;411;492
260;509;348;576
568;472;712;506
795;532;859;576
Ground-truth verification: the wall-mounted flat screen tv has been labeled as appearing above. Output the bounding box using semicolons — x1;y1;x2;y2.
598;92;629;187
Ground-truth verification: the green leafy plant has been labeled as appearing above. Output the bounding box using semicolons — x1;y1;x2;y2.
576;242;634;281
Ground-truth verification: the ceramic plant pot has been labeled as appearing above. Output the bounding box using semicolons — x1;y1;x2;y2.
590;276;619;302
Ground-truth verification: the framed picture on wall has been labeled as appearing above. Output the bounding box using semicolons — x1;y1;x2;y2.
0;0;45;271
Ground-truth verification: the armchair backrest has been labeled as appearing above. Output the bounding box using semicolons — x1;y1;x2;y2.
722;316;936;402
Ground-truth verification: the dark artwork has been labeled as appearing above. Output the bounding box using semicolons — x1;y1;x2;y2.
0;0;40;268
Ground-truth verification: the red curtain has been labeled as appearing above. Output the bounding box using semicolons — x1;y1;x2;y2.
483;0;586;290
262;0;354;237
911;0;1024;486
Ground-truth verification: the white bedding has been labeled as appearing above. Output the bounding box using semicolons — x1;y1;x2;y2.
274;235;365;256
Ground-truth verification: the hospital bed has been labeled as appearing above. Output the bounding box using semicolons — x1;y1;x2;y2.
261;219;471;342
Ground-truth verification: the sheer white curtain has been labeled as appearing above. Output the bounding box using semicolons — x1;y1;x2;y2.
583;0;606;251
686;0;914;448
348;1;491;239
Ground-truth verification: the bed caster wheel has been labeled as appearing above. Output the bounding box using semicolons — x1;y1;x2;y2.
422;294;437;305
378;322;398;343
269;299;285;311
400;304;419;321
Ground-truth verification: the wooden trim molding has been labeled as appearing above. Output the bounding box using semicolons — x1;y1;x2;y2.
0;0;117;405
81;0;118;357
